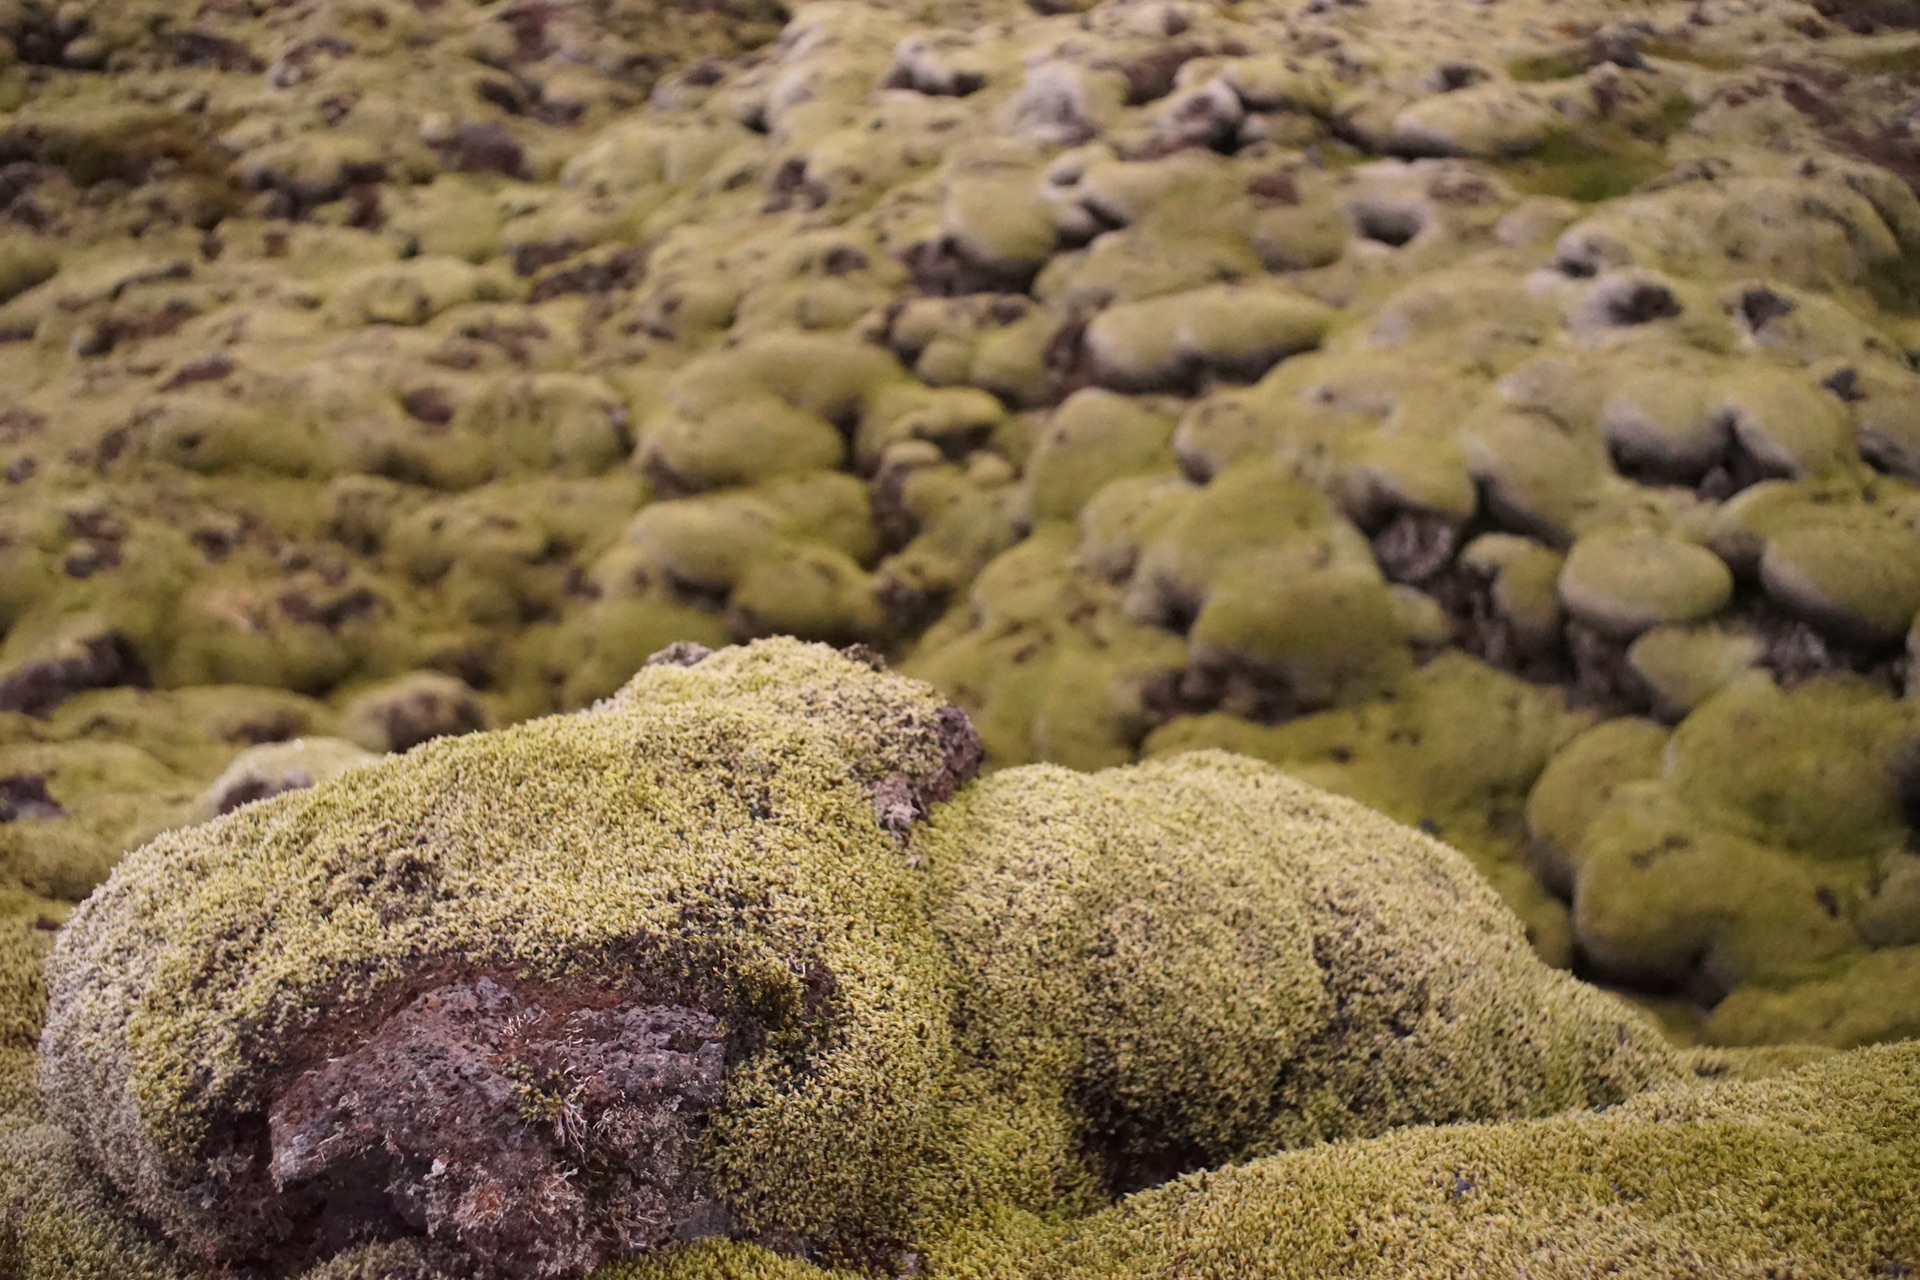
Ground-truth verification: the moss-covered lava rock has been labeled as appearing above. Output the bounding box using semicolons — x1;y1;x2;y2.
38;639;1685;1279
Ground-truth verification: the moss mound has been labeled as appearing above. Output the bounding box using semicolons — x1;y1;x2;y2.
40;641;978;1275
38;639;1688;1279
611;1041;1919;1279
963;1039;1920;1279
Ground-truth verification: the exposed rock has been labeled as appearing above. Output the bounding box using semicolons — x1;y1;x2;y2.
268;976;728;1280
0;629;148;719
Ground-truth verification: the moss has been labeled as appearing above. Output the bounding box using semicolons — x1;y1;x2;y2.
1035;154;1270;309
1458;534;1566;656
1863;242;1920;316
919;742;1674;1191
580;470;902;656
1145;654;1593;966
0;239;59;306
338;670;488;754
0;882;181;1280
1017;391;1178;526
0;738;197;899
1500;129;1676;204
1525;717;1670;894
635;334;951;492
1123;461;1354;619
1187;550;1411;709
1556;530;1734;640
1706;946;1920;1047
1460;411;1611;547
1760;512;1920;646
535;595;732;713
613;1039;1920;1279
1574;791;1859;993
383;480;636;630
43;640;971;1263
1662;674;1919;864
600;1239;857;1280
938;146;1060;288
935;1042;1920;1278
195;736;378;821
904;526;1190;769
1504;52;1586;83
290;1237;482;1280
5;6;1920;1266
1082;284;1333;396
42;640;1683;1275
872;448;1024;637
1638;38;1751;70
0;890;57;1054
1534;673;1920;1032
1715;364;1857;481
0;1115;195;1280
321;257;516;329
38;685;339;777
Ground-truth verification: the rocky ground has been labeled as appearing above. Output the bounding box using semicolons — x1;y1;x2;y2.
1;0;1919;1072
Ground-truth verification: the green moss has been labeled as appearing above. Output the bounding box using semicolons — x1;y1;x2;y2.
940;1042;1920;1278
1533;674;1920;1028
290;1237;479;1280
1557;530;1734;640
1082;285;1333;394
1502;130;1675;204
337;670;487;754
940;749;1673;1170
1638;38;1751;70
1574;793;1859;993
0;891;58;1055
195;736;378;821
0;239;59;306
533;594;731;712
1760;514;1920;646
1018;391;1178;526
1504;52;1586;83
1526;717;1670;892
571;470;902;659
1706;946;1920;1047
1863;243;1920;316
41;640;1683;1272
40;686;339;777
1187;551;1410;708
1145;654;1592;966
600;1239;859;1280
872;449;1024;641
44;640;971;1258
613;1046;1920;1280
0;1115;195;1280
1840;41;1920;74
1664;674;1919;865
1459;534;1566;655
0;739;197;900
903;526;1188;769
635;334;932;492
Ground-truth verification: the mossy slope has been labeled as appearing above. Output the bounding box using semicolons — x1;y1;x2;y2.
609;1039;1920;1280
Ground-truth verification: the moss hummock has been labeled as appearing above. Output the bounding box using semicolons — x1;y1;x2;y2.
39;639;1684;1278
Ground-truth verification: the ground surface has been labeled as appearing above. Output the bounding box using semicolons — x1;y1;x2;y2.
0;0;1919;1252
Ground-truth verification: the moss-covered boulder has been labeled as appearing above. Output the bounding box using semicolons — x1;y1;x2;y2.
40;640;1681;1279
